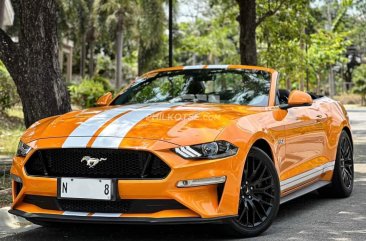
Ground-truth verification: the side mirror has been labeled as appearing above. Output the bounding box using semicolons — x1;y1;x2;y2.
96;92;113;106
279;90;312;110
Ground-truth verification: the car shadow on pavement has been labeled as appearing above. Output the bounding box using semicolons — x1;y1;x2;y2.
0;195;345;241
3;170;365;241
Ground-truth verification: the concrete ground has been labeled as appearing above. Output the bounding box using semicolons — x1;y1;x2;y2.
1;106;365;240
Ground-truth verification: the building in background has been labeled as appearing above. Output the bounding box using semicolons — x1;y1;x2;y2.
0;0;73;82
0;0;14;30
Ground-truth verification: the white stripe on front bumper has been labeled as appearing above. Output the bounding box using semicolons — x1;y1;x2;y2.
63;211;89;216
92;213;121;217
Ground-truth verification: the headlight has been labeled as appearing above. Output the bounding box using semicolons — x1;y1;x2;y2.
16;141;32;157
173;141;238;159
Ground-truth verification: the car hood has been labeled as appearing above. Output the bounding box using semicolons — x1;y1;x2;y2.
22;103;261;146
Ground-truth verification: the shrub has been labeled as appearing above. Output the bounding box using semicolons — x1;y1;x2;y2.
91;75;112;91
69;77;112;108
353;64;366;106
354;80;366;106
0;61;20;112
334;94;361;105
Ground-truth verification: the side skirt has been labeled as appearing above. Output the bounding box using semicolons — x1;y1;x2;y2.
280;181;330;204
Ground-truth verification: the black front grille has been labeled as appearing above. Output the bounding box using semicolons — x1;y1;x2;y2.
59;199;130;213
25;149;170;179
23;195;186;214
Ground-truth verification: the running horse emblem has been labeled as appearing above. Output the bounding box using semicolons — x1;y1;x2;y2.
81;156;107;168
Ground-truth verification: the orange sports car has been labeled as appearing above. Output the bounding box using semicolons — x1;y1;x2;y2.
10;65;353;237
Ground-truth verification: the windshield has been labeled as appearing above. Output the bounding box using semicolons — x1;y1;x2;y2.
112;69;272;106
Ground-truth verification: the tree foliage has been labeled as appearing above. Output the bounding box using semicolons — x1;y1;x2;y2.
69;76;112;108
55;0;364;96
353;64;366;105
1;0;365;125
0;61;19;112
137;0;166;75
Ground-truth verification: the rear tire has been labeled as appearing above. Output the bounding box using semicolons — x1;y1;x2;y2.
318;130;354;198
224;147;280;237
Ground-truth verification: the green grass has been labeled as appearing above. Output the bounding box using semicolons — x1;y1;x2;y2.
0;106;24;207
0;106;25;156
0;159;12;207
0;170;12;207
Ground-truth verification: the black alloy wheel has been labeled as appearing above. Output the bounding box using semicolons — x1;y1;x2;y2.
225;147;280;237
339;132;354;190
319;130;354;197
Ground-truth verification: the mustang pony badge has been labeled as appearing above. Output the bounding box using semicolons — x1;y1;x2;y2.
81;156;107;168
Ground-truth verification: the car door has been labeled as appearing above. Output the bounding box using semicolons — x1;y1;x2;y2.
280;102;328;191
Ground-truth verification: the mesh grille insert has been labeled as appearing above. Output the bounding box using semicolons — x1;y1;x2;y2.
25;148;170;179
23;195;186;214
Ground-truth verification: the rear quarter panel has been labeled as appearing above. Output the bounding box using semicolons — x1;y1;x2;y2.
315;97;351;162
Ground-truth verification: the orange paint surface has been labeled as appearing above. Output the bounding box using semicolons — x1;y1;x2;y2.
10;65;351;220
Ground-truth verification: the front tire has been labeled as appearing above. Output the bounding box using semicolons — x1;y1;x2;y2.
225;147;280;237
318;130;354;198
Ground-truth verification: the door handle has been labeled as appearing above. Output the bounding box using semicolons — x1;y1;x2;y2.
316;114;325;122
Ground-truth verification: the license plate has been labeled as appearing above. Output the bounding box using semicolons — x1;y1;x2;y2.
58;178;114;200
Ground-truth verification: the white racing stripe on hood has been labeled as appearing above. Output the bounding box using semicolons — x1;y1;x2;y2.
183;65;205;70
62;104;145;148
206;65;229;69
91;103;182;148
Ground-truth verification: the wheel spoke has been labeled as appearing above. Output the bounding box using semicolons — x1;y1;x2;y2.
244;167;248;181
248;161;263;182
345;163;353;170
344;145;350;158
245;204;249;226
252;166;268;185
342;170;347;184
238;203;247;221
248;201;258;225
341;138;346;151
253;175;272;186
256;200;268;218
344;168;353;181
259;199;273;207
254;184;273;192
254;190;275;199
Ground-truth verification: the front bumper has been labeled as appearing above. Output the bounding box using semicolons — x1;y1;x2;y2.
10;137;248;221
9;209;235;225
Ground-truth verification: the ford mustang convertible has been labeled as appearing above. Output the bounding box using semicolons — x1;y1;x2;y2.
10;65;353;237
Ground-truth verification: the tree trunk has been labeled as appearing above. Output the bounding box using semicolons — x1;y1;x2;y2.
138;40;145;76
115;30;123;89
237;0;257;65
286;78;291;90
0;0;71;127
88;41;94;77
80;33;86;78
344;68;353;91
316;73;321;94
